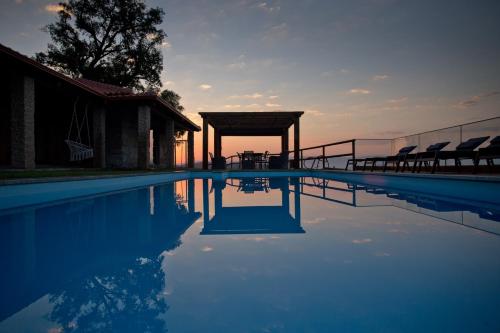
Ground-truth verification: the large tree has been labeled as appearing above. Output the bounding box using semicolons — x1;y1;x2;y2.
160;89;184;112
36;0;166;91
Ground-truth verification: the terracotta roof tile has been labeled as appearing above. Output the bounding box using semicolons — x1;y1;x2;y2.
75;78;134;96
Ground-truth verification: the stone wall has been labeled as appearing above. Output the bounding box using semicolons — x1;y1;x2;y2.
10;75;35;169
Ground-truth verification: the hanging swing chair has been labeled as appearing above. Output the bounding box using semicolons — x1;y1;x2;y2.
65;98;94;162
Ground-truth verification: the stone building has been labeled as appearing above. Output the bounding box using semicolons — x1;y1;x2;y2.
0;43;200;169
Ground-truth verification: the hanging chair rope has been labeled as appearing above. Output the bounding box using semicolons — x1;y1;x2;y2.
65;97;94;162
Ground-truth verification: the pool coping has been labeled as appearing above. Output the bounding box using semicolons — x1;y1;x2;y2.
2;168;500;186
1;169;500;212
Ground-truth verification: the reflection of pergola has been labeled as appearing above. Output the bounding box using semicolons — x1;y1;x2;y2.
199;112;304;169
201;178;304;235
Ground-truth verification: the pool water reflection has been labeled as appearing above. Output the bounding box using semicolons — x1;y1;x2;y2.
1;176;500;332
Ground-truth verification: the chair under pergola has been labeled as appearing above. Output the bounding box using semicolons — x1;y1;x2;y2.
199;111;304;169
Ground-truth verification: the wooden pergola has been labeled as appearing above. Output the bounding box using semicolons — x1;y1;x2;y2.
199;111;304;169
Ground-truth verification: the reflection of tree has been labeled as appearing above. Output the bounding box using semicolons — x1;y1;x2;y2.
49;254;168;333
1;181;201;330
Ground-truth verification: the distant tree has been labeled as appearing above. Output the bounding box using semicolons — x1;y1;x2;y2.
160;89;185;112
36;0;166;91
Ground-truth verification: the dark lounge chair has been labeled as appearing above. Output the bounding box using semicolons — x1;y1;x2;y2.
209;152;226;170
268;153;288;169
411;141;450;173
255;151;269;169
363;145;417;172
382;145;417;172
427;136;490;173
241;151;256;169
345;157;365;171
474;136;500;173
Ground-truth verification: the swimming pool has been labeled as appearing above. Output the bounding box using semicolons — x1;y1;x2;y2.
1;172;500;332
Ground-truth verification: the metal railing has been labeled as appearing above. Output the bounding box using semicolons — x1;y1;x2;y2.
226;154;240;169
212;116;499;170
391;116;500;154
284;139;356;169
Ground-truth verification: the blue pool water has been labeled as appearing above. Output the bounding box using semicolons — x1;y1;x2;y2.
1;175;500;332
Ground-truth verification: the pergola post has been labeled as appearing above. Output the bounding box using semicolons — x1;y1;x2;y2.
187;130;195;168
293;116;300;169
202;117;208;169
281;128;289;155
292;177;301;222
214;129;222;158
203;178;209;223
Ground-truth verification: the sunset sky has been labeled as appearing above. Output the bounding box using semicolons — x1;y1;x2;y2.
1;0;499;161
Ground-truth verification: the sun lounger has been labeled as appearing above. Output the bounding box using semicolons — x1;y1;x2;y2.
427;136;490;173
474;136;500;173
382;145;417;172
411;142;450;173
362;145;417;172
345;157;365;171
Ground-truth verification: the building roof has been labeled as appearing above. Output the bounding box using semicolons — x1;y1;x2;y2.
0;43;200;131
75;78;135;96
199;111;303;136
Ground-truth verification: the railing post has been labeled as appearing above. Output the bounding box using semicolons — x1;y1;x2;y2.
300;150;304;169
322;146;326;169
352;139;356;170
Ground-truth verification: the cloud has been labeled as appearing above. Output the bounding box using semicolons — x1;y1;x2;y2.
227;61;246;70
387;97;407;103
224;104;242;109
376;130;406;136
305;217;326;224
201;246;213;252
265;103;281;107
306;109;325;116
352;238;372;244
226;54;247;70
161;41;171;48
199;84;212;91
348;88;372;95
269;95;279;99
164;80;174;86
263;23;288;41
244;236;266;242
228;93;263;99
373;74;389;81
257;2;281;13
146;33;160;41
245;103;260;108
458;91;500;108
322;69;350;77
45;4;65;13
